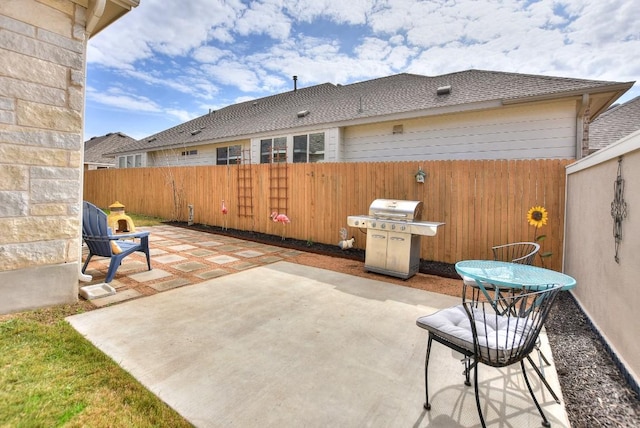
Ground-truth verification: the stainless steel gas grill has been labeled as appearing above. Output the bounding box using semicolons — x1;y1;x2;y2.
347;199;444;279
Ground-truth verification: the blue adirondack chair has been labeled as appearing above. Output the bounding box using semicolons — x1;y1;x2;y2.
81;201;151;283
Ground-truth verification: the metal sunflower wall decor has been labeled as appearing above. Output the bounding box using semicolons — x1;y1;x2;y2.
610;156;628;263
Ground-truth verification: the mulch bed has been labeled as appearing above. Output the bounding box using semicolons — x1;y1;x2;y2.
169;222;461;279
168;221;640;427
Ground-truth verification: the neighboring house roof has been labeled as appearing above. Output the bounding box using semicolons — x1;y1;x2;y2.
111;70;633;156
589;96;640;151
84;132;137;166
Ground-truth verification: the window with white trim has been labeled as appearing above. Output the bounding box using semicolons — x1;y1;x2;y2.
216;145;241;165
117;153;144;168
293;132;324;163
260;137;287;163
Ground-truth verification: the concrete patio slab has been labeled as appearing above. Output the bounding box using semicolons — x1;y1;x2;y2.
128;268;172;282
68;262;569;428
89;289;142;307
195;269;230;280
173;261;209;272
153;254;188;264
234;250;265;258
206;255;240;264
150;278;191;292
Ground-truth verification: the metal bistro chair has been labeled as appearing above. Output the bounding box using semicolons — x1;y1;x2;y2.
461;242;558;403
464;242;540;315
416;282;563;428
491;242;540;265
463;242;541;291
81;201;151;283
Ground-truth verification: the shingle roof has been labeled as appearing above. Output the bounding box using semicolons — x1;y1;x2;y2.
589;96;640;151
84;132;136;165
112;70;633;155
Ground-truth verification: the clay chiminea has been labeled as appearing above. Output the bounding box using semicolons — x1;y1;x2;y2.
106;201;136;233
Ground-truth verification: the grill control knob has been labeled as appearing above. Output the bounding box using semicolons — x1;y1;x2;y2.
401;225;406;231
381;223;386;229
371;222;376;228
391;224;396;230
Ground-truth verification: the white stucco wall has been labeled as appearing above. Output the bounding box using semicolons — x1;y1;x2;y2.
565;130;640;388
341;100;578;161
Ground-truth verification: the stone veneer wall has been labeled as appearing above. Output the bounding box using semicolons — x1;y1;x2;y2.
0;0;88;314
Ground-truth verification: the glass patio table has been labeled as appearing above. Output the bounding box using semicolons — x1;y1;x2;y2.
455;259;577;404
455;260;576;294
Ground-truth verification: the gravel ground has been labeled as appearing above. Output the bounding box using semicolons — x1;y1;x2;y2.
173;223;640;427
546;293;640;427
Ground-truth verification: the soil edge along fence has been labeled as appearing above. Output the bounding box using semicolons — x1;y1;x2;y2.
84;159;572;271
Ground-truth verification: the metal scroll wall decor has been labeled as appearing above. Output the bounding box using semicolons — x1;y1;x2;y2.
610;156;628;263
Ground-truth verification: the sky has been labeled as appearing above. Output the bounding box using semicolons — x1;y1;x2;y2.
84;0;640;142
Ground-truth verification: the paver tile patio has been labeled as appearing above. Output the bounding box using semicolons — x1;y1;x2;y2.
153;254;188;264
206;255;240;264
173;261;209;272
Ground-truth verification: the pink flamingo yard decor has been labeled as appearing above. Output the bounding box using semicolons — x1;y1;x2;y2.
270;211;290;240
221;200;228;230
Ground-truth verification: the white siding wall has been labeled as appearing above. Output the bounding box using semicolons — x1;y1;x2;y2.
325;127;340;162
340;100;578;161
148;141;249;167
248;128;339;163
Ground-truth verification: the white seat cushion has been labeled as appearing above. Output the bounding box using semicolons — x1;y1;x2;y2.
417;305;532;363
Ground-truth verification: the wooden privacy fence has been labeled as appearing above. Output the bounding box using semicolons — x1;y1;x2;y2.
84;159;572;271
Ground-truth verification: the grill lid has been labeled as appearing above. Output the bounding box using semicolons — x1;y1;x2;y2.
368;199;423;221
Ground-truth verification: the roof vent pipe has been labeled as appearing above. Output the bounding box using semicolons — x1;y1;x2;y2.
293;75;298;92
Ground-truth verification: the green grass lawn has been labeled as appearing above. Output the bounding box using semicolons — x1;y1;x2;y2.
1;214;191;426
0;303;192;427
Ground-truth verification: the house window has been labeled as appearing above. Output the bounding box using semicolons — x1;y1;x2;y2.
216;145;242;165
181;150;198;156
293;132;324;163
118;154;144;168
260;137;287;163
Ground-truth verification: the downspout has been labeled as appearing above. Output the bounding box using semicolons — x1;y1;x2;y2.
576;93;589;160
79;0;106;282
86;0;107;35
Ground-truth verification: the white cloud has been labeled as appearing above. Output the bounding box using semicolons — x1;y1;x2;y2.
86;0;639;141
200;61;263;92
284;0;369;25
86;86;162;112
165;108;198;122
235;0;292;40
88;0;244;67
249;36;389;87
354;37;391;60
192;46;233;63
